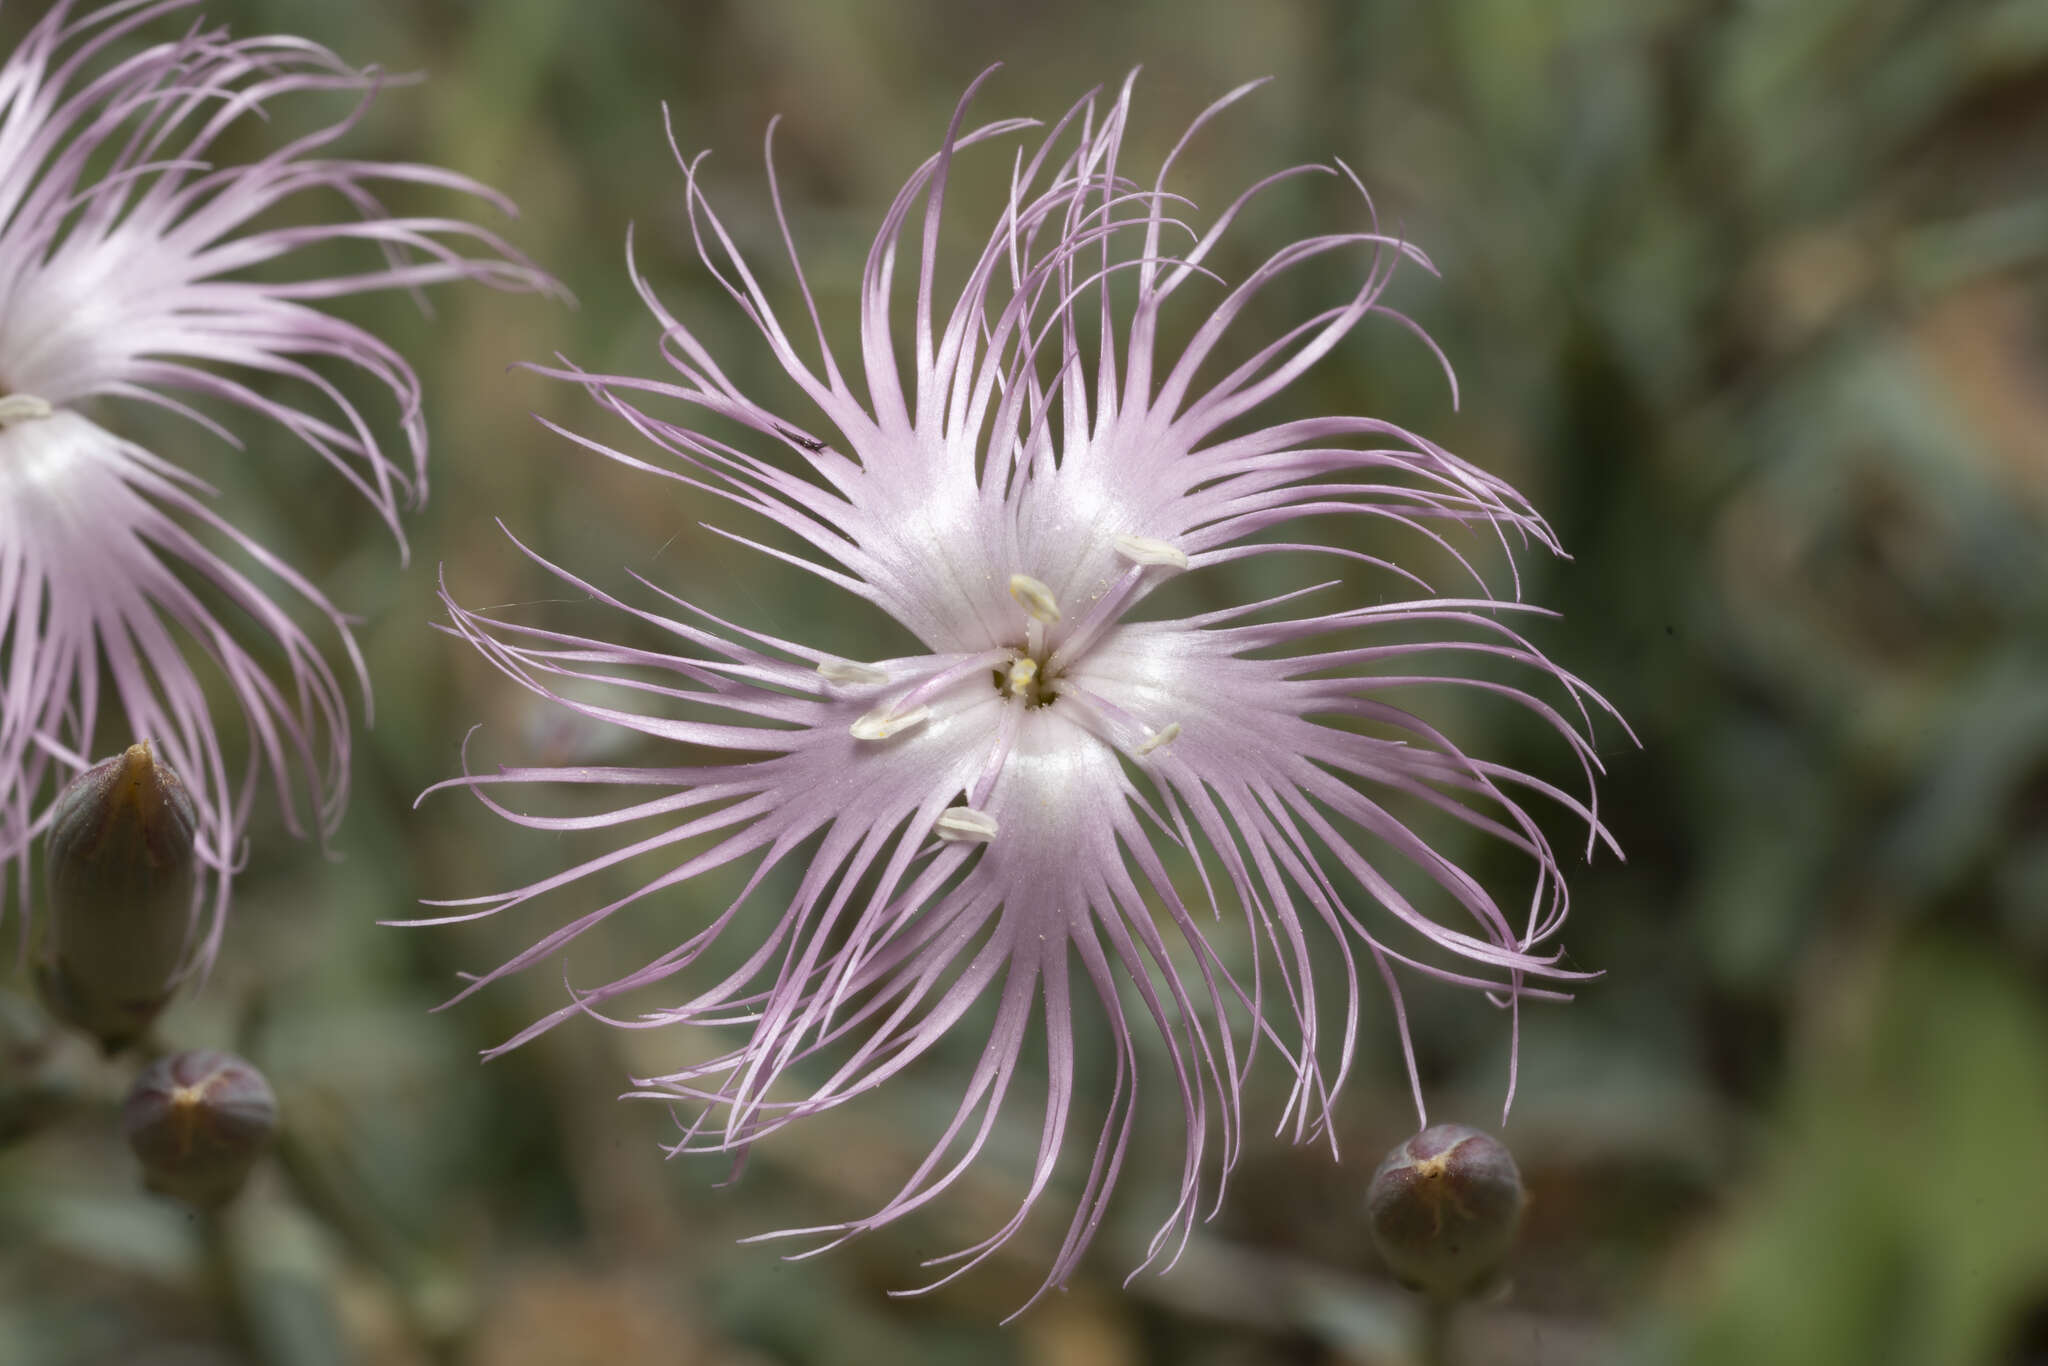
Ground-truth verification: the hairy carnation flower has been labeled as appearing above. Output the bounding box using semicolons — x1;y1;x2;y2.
427;73;1621;1306
0;1;555;955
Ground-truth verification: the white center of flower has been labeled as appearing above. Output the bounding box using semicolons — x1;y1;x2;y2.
848;539;1194;781
0;393;54;427
840;541;1197;855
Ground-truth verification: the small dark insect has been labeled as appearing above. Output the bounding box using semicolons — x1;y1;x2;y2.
777;425;827;453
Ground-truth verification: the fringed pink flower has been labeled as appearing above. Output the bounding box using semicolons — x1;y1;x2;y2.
425;72;1622;1309
0;0;557;962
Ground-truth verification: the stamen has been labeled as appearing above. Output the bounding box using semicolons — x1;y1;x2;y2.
1006;656;1038;695
850;704;932;741
816;658;889;686
1007;573;1062;624
934;806;999;843
1045;560;1143;674
1137;721;1182;756
0;394;53;427
1113;534;1190;570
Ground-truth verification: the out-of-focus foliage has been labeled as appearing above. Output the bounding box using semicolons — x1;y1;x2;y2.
0;0;2043;1363
1660;943;2048;1366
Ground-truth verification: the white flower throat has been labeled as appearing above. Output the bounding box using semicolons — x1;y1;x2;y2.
838;534;1190;740
827;535;1191;845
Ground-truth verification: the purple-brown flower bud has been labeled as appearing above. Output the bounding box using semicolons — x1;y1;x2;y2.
36;742;199;1052
123;1050;277;1208
1366;1123;1525;1300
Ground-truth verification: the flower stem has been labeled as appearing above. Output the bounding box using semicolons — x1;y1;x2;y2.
1420;1298;1456;1366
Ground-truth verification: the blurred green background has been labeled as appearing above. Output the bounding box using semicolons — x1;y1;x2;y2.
2;0;2046;1362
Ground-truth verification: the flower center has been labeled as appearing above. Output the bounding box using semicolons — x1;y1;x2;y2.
834;535;1193;758
997;653;1054;708
998;574;1063;708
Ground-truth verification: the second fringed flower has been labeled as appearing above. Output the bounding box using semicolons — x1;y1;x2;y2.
0;0;557;956
428;73;1620;1306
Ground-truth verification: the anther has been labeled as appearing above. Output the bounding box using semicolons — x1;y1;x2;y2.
934;806;999;843
817;658;890;686
1113;534;1190;570
1006;657;1038;695
0;394;53;427
1008;573;1062;624
1137;721;1181;756
850;704;932;741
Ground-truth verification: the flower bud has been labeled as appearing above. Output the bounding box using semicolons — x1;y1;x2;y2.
123;1049;277;1208
1366;1123;1525;1300
36;742;199;1051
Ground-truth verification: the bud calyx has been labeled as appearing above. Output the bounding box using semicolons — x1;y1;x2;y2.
37;742;200;1051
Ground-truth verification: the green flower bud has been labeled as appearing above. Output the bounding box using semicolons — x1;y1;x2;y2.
123;1050;277;1208
1366;1123;1525;1300
37;742;199;1052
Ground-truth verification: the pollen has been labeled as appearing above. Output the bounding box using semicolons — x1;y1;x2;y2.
933;806;999;843
0;393;53;426
1112;534;1190;570
817;657;890;686
1137;721;1181;755
1007;573;1062;624
850;703;932;741
997;652;1056;707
